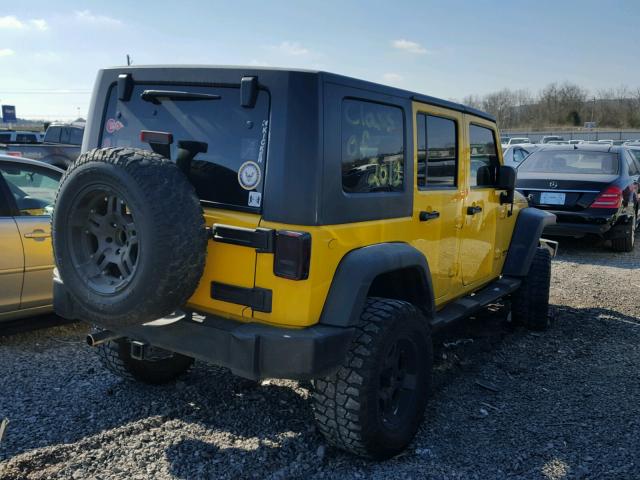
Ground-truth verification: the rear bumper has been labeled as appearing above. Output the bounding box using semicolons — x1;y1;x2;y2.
54;279;354;381
544;221;612;237
542;211;617;238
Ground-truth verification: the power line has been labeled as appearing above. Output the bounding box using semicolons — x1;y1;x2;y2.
0;90;92;94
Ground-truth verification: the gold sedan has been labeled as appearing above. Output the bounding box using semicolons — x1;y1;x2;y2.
0;155;63;322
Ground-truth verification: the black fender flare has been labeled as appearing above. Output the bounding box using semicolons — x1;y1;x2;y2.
502;207;556;277
319;242;435;328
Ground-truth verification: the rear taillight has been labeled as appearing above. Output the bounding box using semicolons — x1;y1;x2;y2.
274;230;311;280
7;151;21;157
591;185;623;209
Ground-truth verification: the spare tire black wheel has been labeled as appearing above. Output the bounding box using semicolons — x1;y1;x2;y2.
53;147;207;329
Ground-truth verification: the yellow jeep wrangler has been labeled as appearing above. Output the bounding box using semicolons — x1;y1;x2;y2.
52;66;555;459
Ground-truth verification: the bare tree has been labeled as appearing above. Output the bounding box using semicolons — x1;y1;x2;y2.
461;82;640;129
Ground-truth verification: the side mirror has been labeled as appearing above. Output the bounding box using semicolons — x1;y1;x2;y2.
497;165;516;204
476;165;516;204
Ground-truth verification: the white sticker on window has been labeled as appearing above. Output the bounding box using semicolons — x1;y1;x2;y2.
238;161;261;191
248;191;262;207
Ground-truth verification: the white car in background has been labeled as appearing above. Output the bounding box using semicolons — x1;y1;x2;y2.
501;137;530;149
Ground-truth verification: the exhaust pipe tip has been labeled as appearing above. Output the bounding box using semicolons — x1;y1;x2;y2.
86;330;121;347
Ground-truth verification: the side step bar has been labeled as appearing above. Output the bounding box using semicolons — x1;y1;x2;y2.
430;276;521;332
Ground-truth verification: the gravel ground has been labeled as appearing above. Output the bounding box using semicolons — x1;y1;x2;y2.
1;237;639;479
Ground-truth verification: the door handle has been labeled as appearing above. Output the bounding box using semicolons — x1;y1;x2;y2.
466;206;483;216
419;210;440;221
24;229;51;240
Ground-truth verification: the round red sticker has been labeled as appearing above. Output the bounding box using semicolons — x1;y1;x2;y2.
105;118;124;133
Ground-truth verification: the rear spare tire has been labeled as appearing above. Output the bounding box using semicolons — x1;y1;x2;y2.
52;147;207;329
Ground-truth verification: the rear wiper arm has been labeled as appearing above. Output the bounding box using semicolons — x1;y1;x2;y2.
140;90;221;105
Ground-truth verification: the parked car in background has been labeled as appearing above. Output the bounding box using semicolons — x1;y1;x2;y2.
597;139;614;145
0;155;63;321
547;140;570;145
43;123;84;145
501;137;530;148
0;123;83;169
517;145;639;251
568;139;584;145
541;135;565;144
0;130;42;144
503;143;540;167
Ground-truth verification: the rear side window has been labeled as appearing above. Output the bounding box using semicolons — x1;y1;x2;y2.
513;148;528;163
469;124;499;187
70;127;84;145
519;150;619;174
416;113;457;188
101;84;270;211
341;99;404;194
44;127;61;143
628;150;640;173
15;133;37;143
0;133;11;143
0;162;61;215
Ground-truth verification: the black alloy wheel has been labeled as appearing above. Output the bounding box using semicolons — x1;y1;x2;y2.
68;187;140;295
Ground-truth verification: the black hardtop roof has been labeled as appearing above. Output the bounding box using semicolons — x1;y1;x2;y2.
100;65;496;122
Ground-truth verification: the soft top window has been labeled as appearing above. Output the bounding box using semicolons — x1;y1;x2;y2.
101;84;270;211
519;150;619;175
341;99;404;194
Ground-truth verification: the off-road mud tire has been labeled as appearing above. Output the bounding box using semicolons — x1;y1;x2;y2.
511;247;552;331
312;298;433;459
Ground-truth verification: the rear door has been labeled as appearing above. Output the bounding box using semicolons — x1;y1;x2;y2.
100;83;271;320
0;177;23;314
460;119;502;286
411;102;463;299
0;161;60;308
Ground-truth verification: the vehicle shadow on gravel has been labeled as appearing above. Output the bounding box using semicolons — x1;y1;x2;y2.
162;303;640;479
552;235;640;269
3;303;640;479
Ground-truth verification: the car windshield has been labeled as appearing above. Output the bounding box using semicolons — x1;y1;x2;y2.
519;150;619;174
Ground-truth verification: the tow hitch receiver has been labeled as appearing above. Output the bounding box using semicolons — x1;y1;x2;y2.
130;341;148;361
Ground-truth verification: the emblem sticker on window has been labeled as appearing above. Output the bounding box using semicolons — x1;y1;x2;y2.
238;161;261;191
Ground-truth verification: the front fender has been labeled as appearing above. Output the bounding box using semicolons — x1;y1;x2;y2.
503;207;556;277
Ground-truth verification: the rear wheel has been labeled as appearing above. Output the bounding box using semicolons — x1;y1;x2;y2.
511;247;552;331
312;298;432;459
97;337;194;385
611;210;636;252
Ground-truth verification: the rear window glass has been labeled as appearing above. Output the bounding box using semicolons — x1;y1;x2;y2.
519;150;619;174
341;99;404;194
0;133;11;143
101;84;270;210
